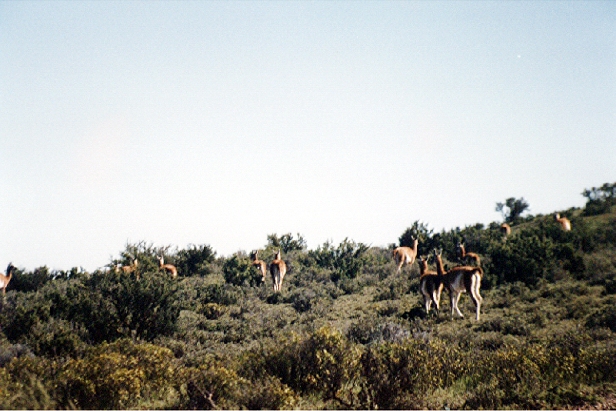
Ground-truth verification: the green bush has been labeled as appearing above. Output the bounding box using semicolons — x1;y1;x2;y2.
222;254;263;287
309;239;370;282
178;359;298;410
582;183;616;216
0;356;58;409
175;244;216;277
488;233;556;285
358;339;467;409
9;266;53;293
58;339;175;409
586;303;616;332
257;326;360;406
267;232;307;253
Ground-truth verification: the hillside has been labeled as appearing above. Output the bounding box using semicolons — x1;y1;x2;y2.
0;185;615;409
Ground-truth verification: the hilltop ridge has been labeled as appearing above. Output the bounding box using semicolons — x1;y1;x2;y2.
0;183;615;409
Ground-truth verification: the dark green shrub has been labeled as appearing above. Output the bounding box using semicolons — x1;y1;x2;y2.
86;271;180;342
488;233;556;285
496;197;530;223
267;232;307;253
583;247;616;287
582;183;616;216
175;244;216;277
309;238;370;282
1;271;181;344
9;266;52;293
286;288;316;313
398;221;436;255
222;254;263;287
0;290;53;342
24;318;86;358
586;304;616;332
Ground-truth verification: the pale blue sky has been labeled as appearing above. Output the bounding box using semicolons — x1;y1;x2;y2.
1;1;614;271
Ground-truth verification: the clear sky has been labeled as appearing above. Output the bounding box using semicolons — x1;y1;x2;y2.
1;1;614;271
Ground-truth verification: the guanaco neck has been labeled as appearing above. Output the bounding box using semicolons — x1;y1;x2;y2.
434;254;446;277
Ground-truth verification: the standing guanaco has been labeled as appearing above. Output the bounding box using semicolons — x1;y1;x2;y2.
269;249;287;292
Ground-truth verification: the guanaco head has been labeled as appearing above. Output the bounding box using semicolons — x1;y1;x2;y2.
418;255;428;270
274;249;282;261
6;263;15;276
250;250;259;262
433;249;444;269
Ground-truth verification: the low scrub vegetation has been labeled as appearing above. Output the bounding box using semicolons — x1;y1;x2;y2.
0;183;615;409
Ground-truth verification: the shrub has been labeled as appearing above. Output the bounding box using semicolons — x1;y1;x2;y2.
358;339;467;409
259;326;360;406
9;266;52;293
240;375;299;410
0;356;58;409
267;233;307;253
0;270;181;344
496;197;530;223
586;304;616;332
85;270;180;342
465;344;547;409
175;244;216;277
286;288;317;313
58;339;175;409
222;254;263;287
582;183;616;216
177;359;249;410
23;318;86;358
309;239;370;282
488;233;556;285
398;221;435;254
583;247;616;287
347;318;410;345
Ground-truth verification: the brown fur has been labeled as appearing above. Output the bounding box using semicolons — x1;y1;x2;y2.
555;213;572;231
269;250;287;292
159;256;178;278
458;243;481;266
116;259;140;279
250;250;267;283
1;263;15;295
392;238;419;273
500;223;511;236
418;256;443;314
434;250;483;320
